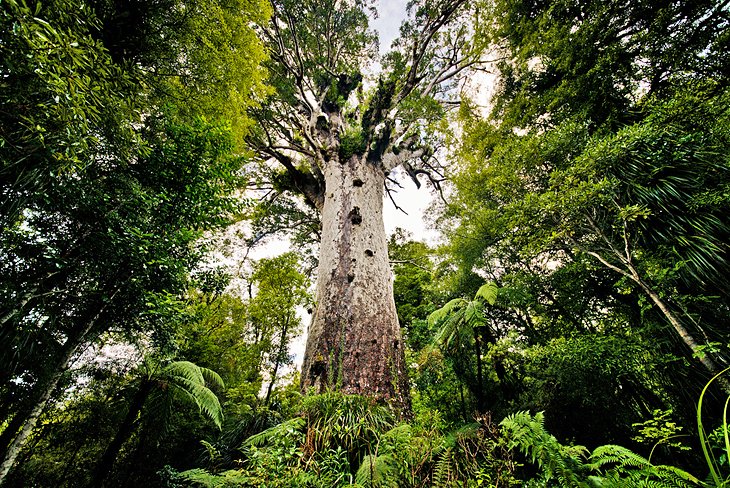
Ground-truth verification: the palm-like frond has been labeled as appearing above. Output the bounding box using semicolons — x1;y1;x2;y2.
158;360;225;429
475;282;499;305
200;365;225;391
428;298;466;326
596;121;730;294
241;417;306;448
430;308;466;348
355;454;398;487
428;282;501;351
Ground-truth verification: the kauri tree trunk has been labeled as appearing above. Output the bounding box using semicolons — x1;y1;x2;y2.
300;154;411;414
256;0;480;417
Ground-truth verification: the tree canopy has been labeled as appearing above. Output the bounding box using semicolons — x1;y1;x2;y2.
2;0;730;486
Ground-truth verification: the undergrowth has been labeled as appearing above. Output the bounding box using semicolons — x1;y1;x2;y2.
161;391;712;488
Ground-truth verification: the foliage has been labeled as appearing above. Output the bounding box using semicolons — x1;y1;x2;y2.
632;410;691;457
143;359;226;430
4;0;730;485
0;0;270;482
697;368;730;487
440;0;730;469
169;395;712;487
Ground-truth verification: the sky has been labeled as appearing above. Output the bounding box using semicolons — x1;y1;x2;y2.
370;0;408;55
370;1;441;244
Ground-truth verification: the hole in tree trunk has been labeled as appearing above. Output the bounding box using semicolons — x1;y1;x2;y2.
311;361;325;376
365;249;374;257
353;178;364;187
349;207;362;225
347;273;355;283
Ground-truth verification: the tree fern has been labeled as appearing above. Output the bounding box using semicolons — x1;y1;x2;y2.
355;454;398;487
160;361;225;429
427;282;503;353
475;282;499;305
428;298;467;326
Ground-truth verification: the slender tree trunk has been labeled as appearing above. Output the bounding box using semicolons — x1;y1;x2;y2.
473;329;486;410
0;414;25;463
90;380;153;488
265;317;290;405
582;239;730;393
0;290;116;486
0;330;87;485
459;384;468;423
633;276;730;392
301;154;411;415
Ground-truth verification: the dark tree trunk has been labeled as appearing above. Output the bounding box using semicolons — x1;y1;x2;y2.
90;380;153;488
473;328;486;410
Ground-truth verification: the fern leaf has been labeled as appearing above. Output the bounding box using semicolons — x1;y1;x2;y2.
200;366;225;390
432;447;453;488
355;454;398;487
428;298;466;326
241;417;306;448
475;282;499;305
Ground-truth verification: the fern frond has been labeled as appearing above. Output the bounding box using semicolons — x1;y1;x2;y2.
475;282;499;305
588;444;651;470
165;360;206;385
588;444;701;487
169;376;224;428
241;417;306;448
431;309;470;350
500;411;585;487
355;454;398;487
442;422;481;450
428;298;466;326
178;468;251;487
463;300;486;327
200;366;225;390
432;447;453;488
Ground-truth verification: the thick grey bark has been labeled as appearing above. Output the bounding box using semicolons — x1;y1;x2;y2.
256;0;482;417
300;154;411;414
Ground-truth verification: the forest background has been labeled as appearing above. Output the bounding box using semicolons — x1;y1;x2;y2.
1;0;729;486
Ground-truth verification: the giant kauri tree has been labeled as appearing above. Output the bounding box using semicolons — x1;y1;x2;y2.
249;0;489;412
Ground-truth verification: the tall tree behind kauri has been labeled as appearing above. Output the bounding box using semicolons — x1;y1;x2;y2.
249;0;489;413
